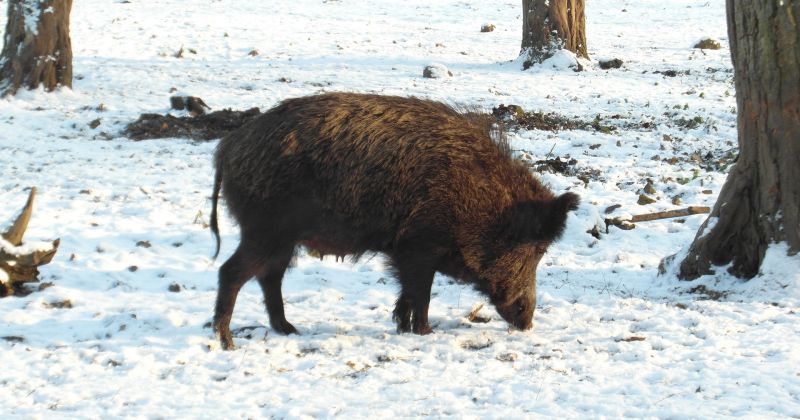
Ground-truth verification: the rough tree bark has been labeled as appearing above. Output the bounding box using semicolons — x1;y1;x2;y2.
0;0;73;97
520;0;588;69
676;0;799;279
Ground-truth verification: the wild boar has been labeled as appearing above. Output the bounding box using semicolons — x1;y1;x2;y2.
210;92;579;349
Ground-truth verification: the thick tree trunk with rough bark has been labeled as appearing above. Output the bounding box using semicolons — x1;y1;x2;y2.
0;0;73;97
677;0;800;279
520;0;587;69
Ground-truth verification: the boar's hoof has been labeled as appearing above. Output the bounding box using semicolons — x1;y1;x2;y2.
216;331;236;351
412;324;433;335
271;320;299;335
392;300;414;333
392;313;412;333
213;323;236;350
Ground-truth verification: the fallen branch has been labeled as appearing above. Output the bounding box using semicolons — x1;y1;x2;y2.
606;206;710;231
1;188;60;297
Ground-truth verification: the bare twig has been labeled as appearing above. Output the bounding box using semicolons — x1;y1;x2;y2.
546;142;557;158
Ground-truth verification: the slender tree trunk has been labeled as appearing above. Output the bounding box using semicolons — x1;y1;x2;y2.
520;0;588;69
677;0;800;279
0;0;73;97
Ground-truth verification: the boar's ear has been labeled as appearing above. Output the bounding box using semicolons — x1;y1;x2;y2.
509;192;580;243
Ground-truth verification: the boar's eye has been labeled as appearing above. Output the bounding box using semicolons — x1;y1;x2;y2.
516;303;526;315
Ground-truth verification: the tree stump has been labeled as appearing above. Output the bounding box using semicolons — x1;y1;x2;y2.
1;188;60;297
0;0;73;97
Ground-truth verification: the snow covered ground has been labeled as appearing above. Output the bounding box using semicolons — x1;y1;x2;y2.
1;0;799;417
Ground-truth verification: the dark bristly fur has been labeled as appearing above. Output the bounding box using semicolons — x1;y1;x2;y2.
210;92;579;350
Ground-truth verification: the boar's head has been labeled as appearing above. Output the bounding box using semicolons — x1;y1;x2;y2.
482;192;580;330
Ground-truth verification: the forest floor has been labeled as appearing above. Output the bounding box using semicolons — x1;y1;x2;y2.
1;0;798;417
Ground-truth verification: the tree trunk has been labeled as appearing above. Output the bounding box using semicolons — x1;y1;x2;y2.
676;0;800;280
520;0;588;69
0;0;73;97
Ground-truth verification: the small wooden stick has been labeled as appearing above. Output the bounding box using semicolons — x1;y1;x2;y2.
466;303;491;323
467;303;485;322
606;206;711;231
629;206;710;223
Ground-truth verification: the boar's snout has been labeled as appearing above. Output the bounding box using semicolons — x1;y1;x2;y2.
495;297;534;330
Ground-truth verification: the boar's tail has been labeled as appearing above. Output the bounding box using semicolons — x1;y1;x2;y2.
210;166;222;259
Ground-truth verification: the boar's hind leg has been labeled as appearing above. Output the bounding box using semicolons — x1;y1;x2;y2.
213;243;265;350
255;248;298;335
391;254;436;335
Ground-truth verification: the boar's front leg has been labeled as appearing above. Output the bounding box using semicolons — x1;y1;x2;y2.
255;248;298;335
391;252;436;335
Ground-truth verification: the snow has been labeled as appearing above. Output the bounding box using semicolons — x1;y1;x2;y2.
20;0;41;35
698;215;719;239
2;0;799;417
540;49;580;70
0;237;56;257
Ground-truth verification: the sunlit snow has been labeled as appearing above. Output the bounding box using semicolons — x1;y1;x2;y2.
1;0;798;418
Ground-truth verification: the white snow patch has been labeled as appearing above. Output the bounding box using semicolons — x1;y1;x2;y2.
541;49;579;70
741;242;800;300
697;215;719;239
0;237;56;257
21;0;41;35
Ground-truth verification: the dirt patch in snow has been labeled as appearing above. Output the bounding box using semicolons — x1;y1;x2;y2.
123;108;262;141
